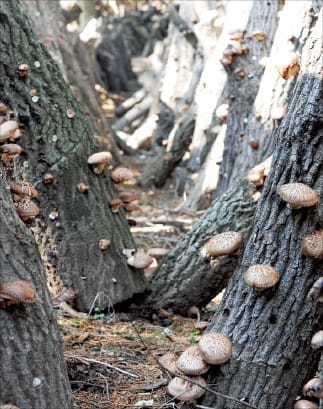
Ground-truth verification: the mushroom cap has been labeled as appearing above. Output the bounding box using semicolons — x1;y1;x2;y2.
109;198;122;206
76;182;89;193
9;181;38;198
127;251;153;269
15;197;40;218
87;151;112;165
167;376;206;401
0;120;19;142
0;143;23;156
303;377;323;399
301;230;323;260
307;277;323;302
0;405;21;409
278;183;318;208
111;167;133;183
176;345;210;375
294;400;318;409
125;202;140;212
158;352;182;375
204;231;243;257
198;333;232;365
148;248;169;259
311;330;323;350
0;280;36;303
244;264;280;291
119;191;137;203
98;239;111;250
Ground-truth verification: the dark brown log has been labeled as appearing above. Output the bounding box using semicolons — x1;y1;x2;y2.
0;178;72;408
0;0;146;312
184;10;323;408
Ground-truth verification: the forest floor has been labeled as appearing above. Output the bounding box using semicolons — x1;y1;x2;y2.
56;154;218;408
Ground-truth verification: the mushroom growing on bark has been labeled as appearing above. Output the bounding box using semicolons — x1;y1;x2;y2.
244;264;280;291
127;250;153;269
14;196;40;222
0;143;23;162
204;231;243;257
0;280;36;307
176;345;210;375
278;183;318;209
0;120;19;142
76;182;89;193
9;181;38;201
310;330;323;350
158;352;182;375
294;400;318;409
167;376;206;401
198;333;232;364
109;198;123;213
87;151;112;174
111;167;134;183
307;277;323;302
303;378;323;399
277;52;300;80
301;230;323;260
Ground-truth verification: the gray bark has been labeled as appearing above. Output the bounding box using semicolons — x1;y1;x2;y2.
185;9;323;408
0;0;146;312
146;178;259;313
0;179;72;408
216;0;317;196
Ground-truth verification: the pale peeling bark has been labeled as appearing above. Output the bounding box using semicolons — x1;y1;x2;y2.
216;0;317;195
0;179;72;408
0;0;146;312
184;10;323;408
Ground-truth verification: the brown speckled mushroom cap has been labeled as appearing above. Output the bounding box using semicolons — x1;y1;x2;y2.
0;280;36;303
176;345;210;376
278;183;318;209
167;376;206;401
111;167;133;183
15;197;40;219
301;230;323;260
158;352;182;375
198;333;232;365
109;198;123;213
204;231;243;257
1;144;23;164
119;191;137;203
87;151;112;174
311;330;323;350
127;251;153;269
244;264;280;291
9;181;38;198
294;400;318;409
303;377;323;399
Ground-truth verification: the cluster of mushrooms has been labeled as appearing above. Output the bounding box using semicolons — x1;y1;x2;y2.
87;150;169;268
162;181;322;403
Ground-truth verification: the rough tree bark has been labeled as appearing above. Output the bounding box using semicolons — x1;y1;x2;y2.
138;2;206;187
0;0;146;312
21;0;120;157
216;0;317;195
184;9;323;408
146;178;259;313
0;178;72;408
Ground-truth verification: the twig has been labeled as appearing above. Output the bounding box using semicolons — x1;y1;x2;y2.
65;354;139;379
131;321;148;349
